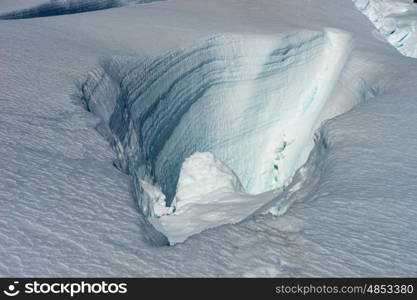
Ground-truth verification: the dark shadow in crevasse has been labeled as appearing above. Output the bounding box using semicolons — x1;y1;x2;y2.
0;0;163;20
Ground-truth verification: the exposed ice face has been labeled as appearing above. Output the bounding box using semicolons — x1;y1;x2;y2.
83;29;360;243
353;0;417;58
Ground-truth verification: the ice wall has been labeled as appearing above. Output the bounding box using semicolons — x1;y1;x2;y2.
82;29;358;243
353;0;417;58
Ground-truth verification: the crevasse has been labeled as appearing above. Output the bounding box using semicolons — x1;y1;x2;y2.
353;0;417;58
82;29;361;244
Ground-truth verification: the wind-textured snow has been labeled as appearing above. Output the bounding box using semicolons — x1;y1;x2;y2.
1;0;417;276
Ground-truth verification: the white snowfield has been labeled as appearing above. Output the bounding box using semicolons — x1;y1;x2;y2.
1;0;417;276
0;0;164;19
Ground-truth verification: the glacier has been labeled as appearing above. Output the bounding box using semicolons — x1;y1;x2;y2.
1;0;417;276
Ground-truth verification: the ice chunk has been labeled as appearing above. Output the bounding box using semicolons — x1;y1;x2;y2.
174;152;244;210
149;152;280;244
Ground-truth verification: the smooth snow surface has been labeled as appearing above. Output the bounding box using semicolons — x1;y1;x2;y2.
1;0;417;276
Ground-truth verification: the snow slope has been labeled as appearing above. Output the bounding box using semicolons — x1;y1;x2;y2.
1;0;417;276
0;0;45;13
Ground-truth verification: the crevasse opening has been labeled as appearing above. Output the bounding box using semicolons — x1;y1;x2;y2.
82;29;364;244
0;0;165;19
353;0;417;58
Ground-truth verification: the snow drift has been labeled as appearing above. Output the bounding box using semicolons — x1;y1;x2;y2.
82;28;362;243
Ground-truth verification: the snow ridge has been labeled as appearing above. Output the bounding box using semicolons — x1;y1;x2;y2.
82;29;357;243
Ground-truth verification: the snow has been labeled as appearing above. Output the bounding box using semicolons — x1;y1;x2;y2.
1;0;417;276
174;152;245;211
0;0;46;13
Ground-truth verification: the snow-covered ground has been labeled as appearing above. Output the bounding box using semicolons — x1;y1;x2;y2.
1;0;416;276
